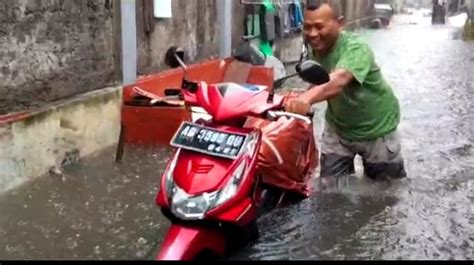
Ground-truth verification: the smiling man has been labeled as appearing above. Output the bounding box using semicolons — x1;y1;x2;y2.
284;1;407;180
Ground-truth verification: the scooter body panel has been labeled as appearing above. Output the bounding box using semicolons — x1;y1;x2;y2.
170;124;257;195
156;224;226;261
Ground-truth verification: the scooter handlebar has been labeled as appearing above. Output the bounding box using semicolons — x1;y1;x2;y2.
267;110;313;125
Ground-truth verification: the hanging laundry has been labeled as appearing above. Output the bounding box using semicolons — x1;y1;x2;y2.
274;4;283;39
288;1;304;32
245;5;261;37
282;3;292;37
258;0;277;56
293;1;304;31
259;1;277;42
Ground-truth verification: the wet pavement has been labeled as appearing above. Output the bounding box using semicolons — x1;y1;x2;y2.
1;14;473;260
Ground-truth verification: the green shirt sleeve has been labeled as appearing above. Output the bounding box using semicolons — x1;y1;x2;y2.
335;40;374;85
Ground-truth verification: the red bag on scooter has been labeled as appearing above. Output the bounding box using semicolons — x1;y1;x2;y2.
244;91;319;198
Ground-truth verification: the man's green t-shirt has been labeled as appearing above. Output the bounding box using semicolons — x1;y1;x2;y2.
310;31;401;142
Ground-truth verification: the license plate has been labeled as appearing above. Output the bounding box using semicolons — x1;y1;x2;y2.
170;122;248;160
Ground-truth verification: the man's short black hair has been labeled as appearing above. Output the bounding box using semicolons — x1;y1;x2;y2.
306;0;343;18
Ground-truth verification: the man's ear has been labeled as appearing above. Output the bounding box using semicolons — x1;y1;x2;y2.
336;16;346;28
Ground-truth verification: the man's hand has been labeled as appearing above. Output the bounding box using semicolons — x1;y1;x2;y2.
284;98;311;115
287;69;355;107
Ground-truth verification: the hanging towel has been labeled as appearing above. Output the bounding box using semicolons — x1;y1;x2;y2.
275;4;283;38
288;3;296;29
245;4;261;37
283;3;292;36
259;1;277;42
289;1;304;31
294;1;304;30
258;0;277;56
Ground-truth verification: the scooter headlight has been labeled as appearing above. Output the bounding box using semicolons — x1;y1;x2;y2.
170;160;246;221
171;187;218;220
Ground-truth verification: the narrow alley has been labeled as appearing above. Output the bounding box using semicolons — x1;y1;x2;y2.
0;11;473;260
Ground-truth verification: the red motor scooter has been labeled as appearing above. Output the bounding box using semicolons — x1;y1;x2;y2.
154;48;330;261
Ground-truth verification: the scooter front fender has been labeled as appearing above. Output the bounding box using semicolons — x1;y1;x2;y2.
156;224;226;261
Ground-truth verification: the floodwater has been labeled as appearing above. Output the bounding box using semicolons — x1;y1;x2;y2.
0;147;173;260
1;14;473;260
231;14;474;260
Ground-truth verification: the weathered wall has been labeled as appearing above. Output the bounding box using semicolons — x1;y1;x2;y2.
343;0;376;29
463;17;474;40
0;0;374;116
135;0;376;70
135;0;246;76
467;0;474;18
232;1;248;53
464;0;474;40
0;86;122;193
0;0;117;115
391;0;407;13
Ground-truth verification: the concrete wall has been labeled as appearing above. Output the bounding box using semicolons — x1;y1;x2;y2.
135;0;246;76
343;0;376;29
466;0;474;17
445;0;473;14
134;0;376;73
0;0;117;115
0;86;122;193
0;0;374;115
391;0;407;13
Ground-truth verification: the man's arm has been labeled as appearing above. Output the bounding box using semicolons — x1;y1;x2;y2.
283;69;355;115
284;39;373;115
299;68;355;105
301;38;374;105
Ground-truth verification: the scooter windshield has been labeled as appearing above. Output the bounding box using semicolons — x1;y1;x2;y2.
216;83;266;98
197;81;280;122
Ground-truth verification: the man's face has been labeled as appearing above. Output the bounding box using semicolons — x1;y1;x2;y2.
303;4;343;56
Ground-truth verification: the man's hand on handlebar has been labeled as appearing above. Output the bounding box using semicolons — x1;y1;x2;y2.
284;98;311;116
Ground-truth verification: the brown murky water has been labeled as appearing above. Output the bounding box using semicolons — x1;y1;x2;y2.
1;14;473;260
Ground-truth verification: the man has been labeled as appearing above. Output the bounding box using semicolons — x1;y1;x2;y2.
284;1;407;180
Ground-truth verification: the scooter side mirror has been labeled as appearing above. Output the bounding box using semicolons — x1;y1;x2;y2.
165;46;186;69
296;60;330;85
233;40;266;66
164;46;197;92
